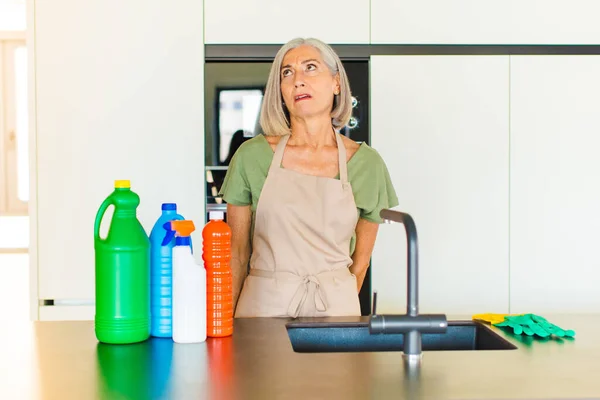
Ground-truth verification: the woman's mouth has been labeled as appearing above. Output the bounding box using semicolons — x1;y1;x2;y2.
294;94;312;102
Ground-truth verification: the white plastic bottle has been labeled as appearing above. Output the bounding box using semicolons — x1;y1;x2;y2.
170;220;207;343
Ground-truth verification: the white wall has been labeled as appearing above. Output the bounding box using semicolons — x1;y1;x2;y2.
30;0;205;320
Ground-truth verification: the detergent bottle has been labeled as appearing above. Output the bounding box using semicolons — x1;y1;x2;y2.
149;203;184;338
94;180;150;344
171;220;207;344
203;211;233;337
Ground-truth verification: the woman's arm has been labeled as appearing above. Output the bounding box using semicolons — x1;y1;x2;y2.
227;203;252;309
350;218;380;291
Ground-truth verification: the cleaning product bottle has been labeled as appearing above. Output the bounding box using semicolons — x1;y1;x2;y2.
171;220;207;344
203;211;233;337
94;180;150;344
149;203;184;338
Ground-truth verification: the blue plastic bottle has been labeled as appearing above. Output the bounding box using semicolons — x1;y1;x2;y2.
149;203;184;337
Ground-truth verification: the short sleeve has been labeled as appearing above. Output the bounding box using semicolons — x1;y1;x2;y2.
353;149;399;224
218;147;252;206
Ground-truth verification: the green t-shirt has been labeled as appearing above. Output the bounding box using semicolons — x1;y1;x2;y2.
218;134;399;255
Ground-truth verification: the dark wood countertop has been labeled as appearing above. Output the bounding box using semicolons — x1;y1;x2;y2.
2;314;600;399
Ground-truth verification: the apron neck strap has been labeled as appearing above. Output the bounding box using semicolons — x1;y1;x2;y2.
268;132;349;185
269;134;290;174
335;132;349;185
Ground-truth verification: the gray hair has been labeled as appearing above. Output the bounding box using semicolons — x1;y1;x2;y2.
259;37;353;136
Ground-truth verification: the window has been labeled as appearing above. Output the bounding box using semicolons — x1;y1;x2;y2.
0;1;26;32
1;2;28;251
1;38;28;216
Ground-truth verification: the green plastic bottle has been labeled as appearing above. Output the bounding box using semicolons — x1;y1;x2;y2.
94;180;150;344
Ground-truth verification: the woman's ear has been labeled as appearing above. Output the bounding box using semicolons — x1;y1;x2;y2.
334;73;341;95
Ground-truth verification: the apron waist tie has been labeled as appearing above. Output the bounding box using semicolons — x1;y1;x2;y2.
287;275;327;318
249;268;350;318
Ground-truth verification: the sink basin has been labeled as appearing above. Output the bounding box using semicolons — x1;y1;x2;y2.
286;320;517;353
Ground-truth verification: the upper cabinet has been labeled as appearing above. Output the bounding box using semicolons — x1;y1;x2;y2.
204;0;370;44
371;0;600;44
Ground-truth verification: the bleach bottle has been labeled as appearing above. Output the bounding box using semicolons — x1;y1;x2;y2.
171;220;207;344
149;203;184;338
94;180;150;344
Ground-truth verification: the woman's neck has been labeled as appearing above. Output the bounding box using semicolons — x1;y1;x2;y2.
289;116;336;150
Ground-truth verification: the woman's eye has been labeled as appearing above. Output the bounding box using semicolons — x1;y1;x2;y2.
306;63;317;71
282;69;292;77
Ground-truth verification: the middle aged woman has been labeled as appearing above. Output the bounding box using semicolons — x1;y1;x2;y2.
219;37;399;318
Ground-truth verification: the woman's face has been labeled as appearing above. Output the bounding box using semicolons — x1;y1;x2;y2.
280;45;340;122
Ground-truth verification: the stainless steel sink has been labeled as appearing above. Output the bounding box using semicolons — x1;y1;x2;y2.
286;320;517;353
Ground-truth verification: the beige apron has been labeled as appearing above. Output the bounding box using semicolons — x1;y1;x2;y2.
235;132;361;318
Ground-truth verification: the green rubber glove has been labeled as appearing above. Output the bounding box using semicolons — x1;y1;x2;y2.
494;314;575;338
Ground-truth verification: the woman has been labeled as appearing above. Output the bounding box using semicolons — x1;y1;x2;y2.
219;37;398;318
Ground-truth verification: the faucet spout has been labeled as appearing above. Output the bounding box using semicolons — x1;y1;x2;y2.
369;209;448;361
380;209;419;317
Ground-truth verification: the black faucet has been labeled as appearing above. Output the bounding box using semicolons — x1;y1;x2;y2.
369;209;448;363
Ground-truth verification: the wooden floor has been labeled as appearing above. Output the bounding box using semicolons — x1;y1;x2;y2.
0;254;30;322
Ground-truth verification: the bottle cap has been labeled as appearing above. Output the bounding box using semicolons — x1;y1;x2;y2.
162;203;177;211
114;180;130;189
171;220;196;237
210;211;224;221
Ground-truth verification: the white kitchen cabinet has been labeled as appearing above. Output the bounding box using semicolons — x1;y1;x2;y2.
31;0;205;319
370;55;510;314
509;56;600;314
371;0;600;44
204;0;369;44
39;306;95;321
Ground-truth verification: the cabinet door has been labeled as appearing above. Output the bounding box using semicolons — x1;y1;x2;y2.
371;0;600;45
33;0;205;318
510;56;600;313
370;55;509;314
204;0;369;44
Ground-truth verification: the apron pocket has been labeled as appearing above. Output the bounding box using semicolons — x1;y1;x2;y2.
235;274;300;318
317;271;361;317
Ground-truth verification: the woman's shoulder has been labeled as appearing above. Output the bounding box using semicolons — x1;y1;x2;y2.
348;141;399;221
219;134;272;204
349;141;387;168
230;134;273;162
348;141;396;190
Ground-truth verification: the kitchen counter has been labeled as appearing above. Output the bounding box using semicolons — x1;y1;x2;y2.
2;314;600;400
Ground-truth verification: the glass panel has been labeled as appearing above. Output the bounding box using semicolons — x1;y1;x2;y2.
218;89;263;163
14;45;28;202
0;216;29;249
0;3;26;30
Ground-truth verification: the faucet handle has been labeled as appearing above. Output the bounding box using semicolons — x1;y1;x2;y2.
372;291;378;315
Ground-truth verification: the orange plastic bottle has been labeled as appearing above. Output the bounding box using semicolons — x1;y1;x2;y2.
202;211;233;337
